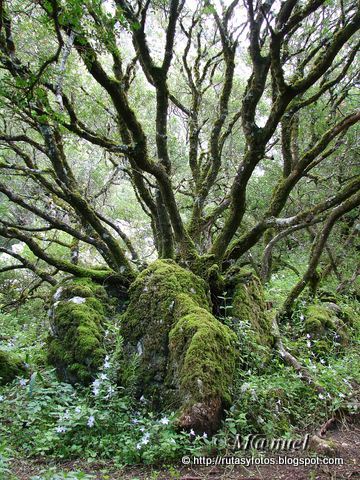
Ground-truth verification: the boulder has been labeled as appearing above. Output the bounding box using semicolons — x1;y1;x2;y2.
0;349;25;385
47;278;109;385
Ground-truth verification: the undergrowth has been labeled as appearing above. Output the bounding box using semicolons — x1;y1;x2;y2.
0;288;359;478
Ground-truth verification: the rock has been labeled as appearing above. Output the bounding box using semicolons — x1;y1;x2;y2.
304;303;349;355
323;302;342;315
0;349;25;385
47;278;109;385
309;435;337;456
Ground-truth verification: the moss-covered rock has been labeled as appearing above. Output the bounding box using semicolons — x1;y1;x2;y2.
230;270;273;347
304;305;335;332
0;350;25;385
121;259;237;433
304;303;349;351
305;304;347;336
47;278;109;385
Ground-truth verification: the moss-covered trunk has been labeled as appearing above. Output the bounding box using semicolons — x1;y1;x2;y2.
120;260;237;434
45;261;271;434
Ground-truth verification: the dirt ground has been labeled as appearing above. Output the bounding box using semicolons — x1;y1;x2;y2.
10;418;360;480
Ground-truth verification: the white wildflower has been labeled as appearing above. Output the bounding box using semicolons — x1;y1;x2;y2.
318;393;325;400
68;296;86;304
160;417;169;425
320;359;325;364
75;407;81;414
136;443;142;450
55;426;67;433
190;429;195;436
100;373;108;380
140;395;146;403
307;340;311;348
202;432;208;439
104;360;111;369
107;385;115;397
87;415;95;428
92;379;101;395
0;395;4;402
19;378;28;386
240;382;250;393
306;333;311;339
132;418;139;424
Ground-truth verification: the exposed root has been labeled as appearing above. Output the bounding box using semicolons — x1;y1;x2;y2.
272;315;325;394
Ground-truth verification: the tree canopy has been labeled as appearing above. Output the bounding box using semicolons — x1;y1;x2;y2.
0;0;359;307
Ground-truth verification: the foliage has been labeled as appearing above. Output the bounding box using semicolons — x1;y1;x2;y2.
214;294;360;441
0;0;359;474
0;308;209;467
1;280;359;470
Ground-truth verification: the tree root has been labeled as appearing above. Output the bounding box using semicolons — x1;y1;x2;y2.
272;316;325;394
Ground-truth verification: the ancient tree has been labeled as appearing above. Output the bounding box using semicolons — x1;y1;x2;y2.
0;0;359;431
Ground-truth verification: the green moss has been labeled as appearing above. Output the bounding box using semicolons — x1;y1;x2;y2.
312;339;333;357
47;278;109;385
231;270;273;346
304;303;350;352
122;259;209;342
304;317;322;332
51;277;108;302
0;350;25;385
304;305;336;333
168;298;236;406
121;260;237;430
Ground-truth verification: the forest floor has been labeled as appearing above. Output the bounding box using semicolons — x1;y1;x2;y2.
10;417;360;480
